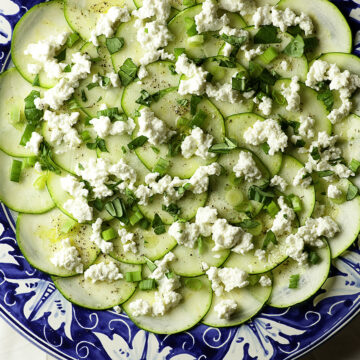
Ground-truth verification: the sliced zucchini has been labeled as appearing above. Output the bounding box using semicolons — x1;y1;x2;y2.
110;225;177;264
278;155;315;225
53;254;140;310
17;208;98;276
64;0;135;42
0;150;54;213
268;241;331;308
277;0;352;59
202;275;272;327
0;68;36;157
122;275;212;334
166;5;246;60
170;239;230;277
224;212;289;274
206;148;270;223
133;89;224;178
11;0;72;88
202;56;254;117
226;113;283;176
122;61;181;117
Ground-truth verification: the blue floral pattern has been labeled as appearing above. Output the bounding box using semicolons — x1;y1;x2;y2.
1;1;360;359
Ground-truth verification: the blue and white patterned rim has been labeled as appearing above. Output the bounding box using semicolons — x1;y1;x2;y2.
0;1;360;359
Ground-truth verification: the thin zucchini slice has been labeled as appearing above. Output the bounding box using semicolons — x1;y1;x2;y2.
206;148;270;223
17;208;98;276
11;0;72;88
133;89;224;178
202;275;272;327
268;241;331;308
0;68;36;157
226;113;283;176
277;0;352;59
53;254;140;310
0;150;54;213
123;275;212;334
64;0;135;42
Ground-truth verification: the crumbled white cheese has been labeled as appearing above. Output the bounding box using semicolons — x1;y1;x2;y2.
242;45;264;61
90;116;135;138
92;72;120;88
306;60;360;124
50;238;83;273
90;218;114;254
84;260;123;283
206;267;249;296
137;107;176;146
113;305;122;314
297;115;315;142
118;228;138;253
149;252;176;280
25;132;43;155
90;7;130;46
253;6;314;36
214;299;238;320
280;60;290;72
327;184;342;199
218;0;256;15
168;221;200;248
189;163;222;194
24;31;69;79
60;175;88;198
212;219;249;251
259;275;272;287
271;196;296;237
129;299;152;317
181;127;215;160
222;43;234;57
63;198;93;224
108;159;138;191
244;119;288;156
132;0;171;24
233;151;262;182
43;110;81;153
195;206;218;237
286;216;340;264
175;54;209;96
281;76;301;112
270;175;288;192
257;96;273;116
195;0;229;33
206;83;241;104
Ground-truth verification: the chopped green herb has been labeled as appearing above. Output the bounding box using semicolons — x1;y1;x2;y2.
177;98;189;107
289;194;302;212
97;107;119;118
317;82;334;111
139;279;157;290
349;159;360;173
125;271;142;282
118;58;138;86
19;124;36;146
162;203;181;217
129;211;144;226
10;160;22;182
220;33;247;46
101;227;117;241
153;158;170;175
248;185;275;204
32;74;40;87
24;90;43;125
308;251;320;265
168;64;177;75
174;48;185;59
254;25;281;44
37;142;61;174
106;37;124;54
310;147;320;160
152;213;166;235
289;274;300;289
185;17;197;36
347;183;359;201
86;137;108;152
262;230;277;249
54;48;66;62
257;46;279;64
151;146;160;154
239;219;260;229
127;136;148;150
261;143;270;155
144;256;157;272
266;201;280;217
66;32;80;48
81;89;87;102
190;95;202;115
317;170;334;178
136;89;157;106
284;35;305;57
190;109;207;128
87;82;99;90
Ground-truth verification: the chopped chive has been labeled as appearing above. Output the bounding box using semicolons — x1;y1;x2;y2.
19;124;36;146
125;271;142;282
127;136;148;150
347;183;359;201
262;230;277;250
33;174;47;190
101;227;117;241
177;98;189;107
32;74;40;86
10;160;22;182
144;256;157;272
153;158;169;175
185;17;197;36
129;211;144;226
289;194;302;212
60;218;77;234
139;278;157;290
257;46;279;64
266;201;280;217
317;170;334;178
349;159;360;173
289;274;300;289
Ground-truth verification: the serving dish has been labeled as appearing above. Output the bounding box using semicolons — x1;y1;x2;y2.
0;0;360;359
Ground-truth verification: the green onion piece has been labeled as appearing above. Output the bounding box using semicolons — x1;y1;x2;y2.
32;74;40;87
289;274;300;289
177;117;191;129
347;183;359;201
151;146;160;154
153;158;169;175
10;160;22;182
87;82;99;90
283;35;305;58
33;174;47;190
317;170;334;178
257;46;279;64
118;58;138;86
139;279;157;290
185;17;197;36
177;98;189;107
349;159;360;173
101;227;117;241
166;271;175;279
197;237;204;255
130;211;144;226
61;218;77;234
289;194;302;212
190;109;207;128
308;251;320;265
184;278;203;290
66;32;80;48
187;34;204;47
113;198;125;218
266;201;280;217
106;37;124;54
125;271;142;282
144;256;157;272
81;130;91;142
254;25;281;44
249;61;264;78
127;136;148;150
262;230;277;250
